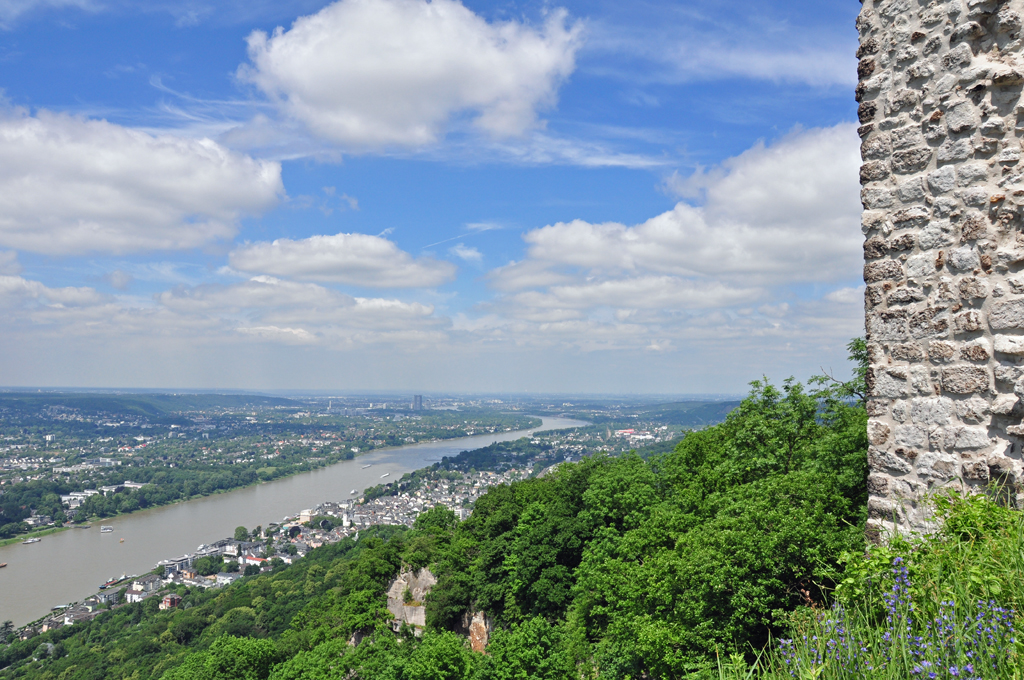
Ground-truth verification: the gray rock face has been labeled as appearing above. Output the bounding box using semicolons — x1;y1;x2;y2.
386;568;436;631
860;0;1024;539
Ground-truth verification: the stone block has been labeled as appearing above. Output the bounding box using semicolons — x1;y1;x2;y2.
861;161;891;183
994;335;1024;355
868;419;891;445
864;260;905;280
916;451;959;482
869;447;913;474
929;165;957;195
946;427;992;450
956;396;990;423
960;338;991;361
910;396;955;425
873;369;909;398
941;366;990;394
962;460;991;481
990;300;1024;329
928;341;957;363
890;343;924;361
894;424;928;448
892;148;932;174
947;245;979;273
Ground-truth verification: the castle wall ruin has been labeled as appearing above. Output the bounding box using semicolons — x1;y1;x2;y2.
859;0;1024;537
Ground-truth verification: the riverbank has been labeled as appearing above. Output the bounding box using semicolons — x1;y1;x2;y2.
0;525;70;549
11;418;545;543
0;416;580;627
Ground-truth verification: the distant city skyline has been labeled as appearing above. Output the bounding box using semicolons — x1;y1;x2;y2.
0;0;860;393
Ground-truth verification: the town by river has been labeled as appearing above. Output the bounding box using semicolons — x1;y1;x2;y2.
0;416;586;627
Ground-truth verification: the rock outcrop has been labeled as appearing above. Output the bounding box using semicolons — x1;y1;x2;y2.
385;567;436;631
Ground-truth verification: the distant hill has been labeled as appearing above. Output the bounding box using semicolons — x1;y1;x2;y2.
0;392;298;417
640;400;742;427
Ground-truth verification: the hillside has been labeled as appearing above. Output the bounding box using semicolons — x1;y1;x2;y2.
0;362;868;679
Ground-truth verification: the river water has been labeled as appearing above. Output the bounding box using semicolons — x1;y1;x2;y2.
0;416;586;627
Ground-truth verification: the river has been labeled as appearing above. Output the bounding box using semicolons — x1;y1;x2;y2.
0;416;586;627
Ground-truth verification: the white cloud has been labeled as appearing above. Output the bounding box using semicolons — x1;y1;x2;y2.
0;107;283;255
103;270;134;290
476;123;863;351
585;8;856;89
229;233;457;288
449;243;481;262
0;250;21;275
0;274;106;308
660;44;855;88
0;0;95;27
494;124;861;291
238;0;582;148
505;277;759;316
826;286;864;305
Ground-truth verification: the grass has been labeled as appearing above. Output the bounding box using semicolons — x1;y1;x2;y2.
717;490;1024;680
0;526;70;549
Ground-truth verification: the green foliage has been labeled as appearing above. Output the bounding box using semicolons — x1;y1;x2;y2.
721;490;1024;679
194;555;225;576
235;526;250;542
163;636;280;680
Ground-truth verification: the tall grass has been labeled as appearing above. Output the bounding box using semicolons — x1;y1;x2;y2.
718;491;1024;680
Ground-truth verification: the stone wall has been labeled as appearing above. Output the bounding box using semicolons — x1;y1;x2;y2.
859;0;1024;538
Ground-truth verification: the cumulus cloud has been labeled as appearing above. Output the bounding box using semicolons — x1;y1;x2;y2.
477;124;863;351
494;124;861;291
229;233;457;288
0;107;283;255
239;0;582;147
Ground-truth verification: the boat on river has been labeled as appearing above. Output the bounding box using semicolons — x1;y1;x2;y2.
100;526;113;533
380;472;390;478
22;538;40;545
361;464;372;469
0;563;7;568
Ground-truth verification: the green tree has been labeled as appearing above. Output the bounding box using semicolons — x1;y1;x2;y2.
404;631;476;680
162;636;279;680
234;526;250;542
0;620;13;644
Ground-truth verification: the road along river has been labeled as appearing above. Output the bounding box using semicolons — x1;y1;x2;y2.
0;416;586;627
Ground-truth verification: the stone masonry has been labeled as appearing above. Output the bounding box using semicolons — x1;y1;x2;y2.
859;0;1024;539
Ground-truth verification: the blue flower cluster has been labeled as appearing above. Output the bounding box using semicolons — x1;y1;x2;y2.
774;558;1018;679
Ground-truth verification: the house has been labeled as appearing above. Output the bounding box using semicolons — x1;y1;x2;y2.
24;515;52;527
215;572;242;587
223;540;265;557
239;554;268;567
94;588;121;605
159;594;182;610
157;555;191;574
124;588;146;603
133;574;161;593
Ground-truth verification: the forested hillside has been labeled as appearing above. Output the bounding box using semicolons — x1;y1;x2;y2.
0;353;869;679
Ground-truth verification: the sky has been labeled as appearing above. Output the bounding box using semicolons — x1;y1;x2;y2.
0;0;863;394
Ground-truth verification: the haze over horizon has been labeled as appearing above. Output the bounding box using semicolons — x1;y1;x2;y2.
0;0;861;394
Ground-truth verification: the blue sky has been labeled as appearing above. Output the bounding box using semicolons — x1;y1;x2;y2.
0;0;864;393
